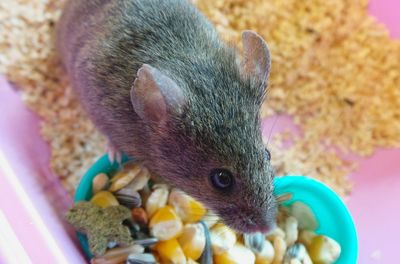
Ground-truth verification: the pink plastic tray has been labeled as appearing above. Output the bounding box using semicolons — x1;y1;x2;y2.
0;1;399;263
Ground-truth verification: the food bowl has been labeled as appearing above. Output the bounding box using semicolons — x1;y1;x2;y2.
74;154;358;263
274;176;358;263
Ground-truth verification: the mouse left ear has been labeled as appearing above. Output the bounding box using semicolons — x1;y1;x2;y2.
241;30;271;86
131;64;185;124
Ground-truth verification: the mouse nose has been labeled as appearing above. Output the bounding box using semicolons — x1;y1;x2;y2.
244;213;276;233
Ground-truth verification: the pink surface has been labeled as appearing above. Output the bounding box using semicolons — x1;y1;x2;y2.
347;149;400;263
369;0;400;38
0;77;86;264
261;115;400;264
0;1;398;263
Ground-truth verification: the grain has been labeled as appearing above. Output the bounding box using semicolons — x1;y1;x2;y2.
0;1;105;193
1;0;399;196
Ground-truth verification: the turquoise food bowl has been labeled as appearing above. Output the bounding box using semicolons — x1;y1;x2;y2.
74;154;358;263
274;176;358;264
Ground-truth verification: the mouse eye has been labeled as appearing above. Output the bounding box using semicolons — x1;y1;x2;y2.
209;169;234;191
264;148;271;161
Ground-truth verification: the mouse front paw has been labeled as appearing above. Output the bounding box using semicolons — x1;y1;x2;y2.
106;142;123;165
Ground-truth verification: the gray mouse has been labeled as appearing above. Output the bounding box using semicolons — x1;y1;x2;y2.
56;0;277;233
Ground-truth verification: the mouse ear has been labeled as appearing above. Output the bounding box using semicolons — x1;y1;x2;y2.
241;30;271;86
131;64;185;124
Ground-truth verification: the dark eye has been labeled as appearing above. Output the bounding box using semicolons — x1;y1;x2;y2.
209;169;234;191
264;148;271;161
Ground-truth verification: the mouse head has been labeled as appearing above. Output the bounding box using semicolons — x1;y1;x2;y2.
131;30;277;233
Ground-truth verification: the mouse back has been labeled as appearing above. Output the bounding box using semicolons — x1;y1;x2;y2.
57;0;277;234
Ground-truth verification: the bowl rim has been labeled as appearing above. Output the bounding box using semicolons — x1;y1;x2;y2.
274;175;358;263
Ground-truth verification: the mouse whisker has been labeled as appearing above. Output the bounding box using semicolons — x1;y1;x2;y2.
276;192;292;203
265;114;280;149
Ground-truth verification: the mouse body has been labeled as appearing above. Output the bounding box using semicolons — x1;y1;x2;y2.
57;0;276;233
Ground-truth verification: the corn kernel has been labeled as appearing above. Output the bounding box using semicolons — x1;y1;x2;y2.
308;235;341;264
178;223;206;260
108;165;141;192
126;166;151;191
168;189;206;223
214;243;256;264
210;223;237;255
202;212;219;229
154;239;186;264
146;186;169;218
90;191;119;208
187;258;200;264
92;173;110;194
149;206;183;240
298;230;316;247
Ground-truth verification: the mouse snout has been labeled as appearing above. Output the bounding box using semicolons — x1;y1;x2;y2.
220;203;277;234
243;210;277;233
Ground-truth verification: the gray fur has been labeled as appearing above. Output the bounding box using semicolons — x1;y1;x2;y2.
57;0;276;233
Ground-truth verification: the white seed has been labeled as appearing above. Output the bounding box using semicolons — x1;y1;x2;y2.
266;227;285;241
92;173;109;194
109;165;142;192
255;239;275;264
129;166;151;191
290;202;318;230
284;216;298;246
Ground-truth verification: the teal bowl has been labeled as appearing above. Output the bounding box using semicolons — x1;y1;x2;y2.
274;176;358;264
74;154;358;263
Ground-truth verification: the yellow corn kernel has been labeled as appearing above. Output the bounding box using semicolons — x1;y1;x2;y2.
298;230;316;247
210;223;237;255
308;235;341;264
90;191;119;208
178;223;206;260
168;189;206;223
214;243;256;264
202;212;219;229
154;239;186;264
149;206;183;240
145;187;169;218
